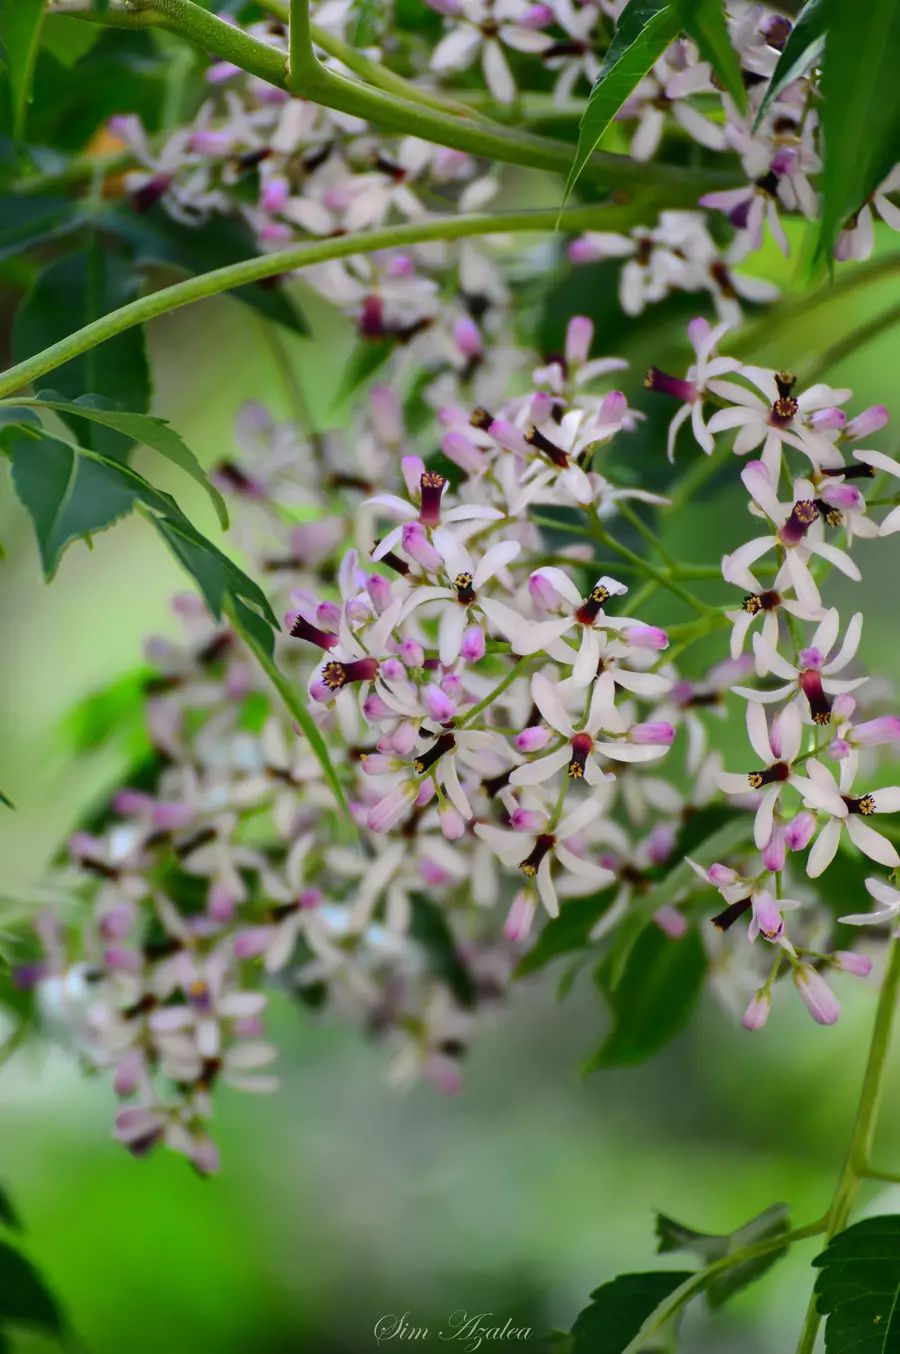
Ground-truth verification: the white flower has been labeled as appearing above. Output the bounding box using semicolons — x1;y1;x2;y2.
841;877;900;926
793;759;900;877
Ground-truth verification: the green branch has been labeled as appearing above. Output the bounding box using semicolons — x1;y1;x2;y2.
46;0;728;197
0;203;648;400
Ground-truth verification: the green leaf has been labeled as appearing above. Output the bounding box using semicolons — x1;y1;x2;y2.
40;13;102;67
8;430;138;578
0;792;13;811
0;1186;22;1233
812;1215;900;1353
0;194;82;262
675;0;746;111
563;0;682;202
60;666;154;756
225;597;352;825
657;1203;791;1309
586;923;707;1070
151;515;276;627
0;1239;64;1334
817;0;900;260
516;885;616;977
410;895;475;1007
753;0;826;131
0;0;46;139
570;1271;694;1354
9;392;228;528
12;248;151;457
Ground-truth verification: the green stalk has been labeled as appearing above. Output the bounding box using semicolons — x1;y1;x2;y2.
795;935;900;1354
0;204;648;400
46;0;729;196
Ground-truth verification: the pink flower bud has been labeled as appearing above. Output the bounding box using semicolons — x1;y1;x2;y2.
391;722;418;756
190;130;231;156
401;522;443;571
833;950;873;977
317;600;341;630
439;802;466;841
510;807;546;832
832;693;857;720
369;385;402;445
630;721;675;746
488;419;531;455
646;824;675;866
598;390;628;423
401;454;426;497
460;625;486;662
515;726;550;753
530;391;554;424
742;989;771;1031
568;237;603;264
368;781;417;833
113;1050;144;1097
233;927;273;960
441;431;485;474
366;573;392;614
709;863;739;886
441;673;463;699
624;625;669;650
853;716;900;746
208;884;236;923
785;811;816;851
399;639;425;668
761;823;786;872
565;315;594;365
794;965;840;1025
529;570;563;612
260;176;289;213
521;3;553;27
807;407;846;432
453;317;483;358
504;890;536;942
360;753;397;776
751;890;783;942
423;684;455;723
152;800;195;831
113;789;154;816
828;737;851;760
424;1053;463;1096
381;657;405;683
104;946;142;975
845;405;889;440
362;693;393;720
819;482;861;509
654;904;686;938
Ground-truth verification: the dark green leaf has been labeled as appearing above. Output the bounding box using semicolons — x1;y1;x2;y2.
0;1239;63;1333
753;0;826;130
818;0;900;260
151;515;276;626
331;339;394;412
40;13;103;67
0;194;82;262
103;202;308;335
14;392;228;528
226;597;352;825
564;0;682;201
675;0;745;111
0;792;13;811
0;0;45;139
60;667;154;755
8;431;137;578
586;924;707;1070
657;1203;791;1309
812;1215;900;1353
0;1186;22;1233
410;895;475;1007
13;247;151;457
516;885;616;977
570;1271;694;1354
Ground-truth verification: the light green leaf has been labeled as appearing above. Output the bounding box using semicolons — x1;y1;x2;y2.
586;924;707;1070
563;0;682;202
675;0;745;111
5;392;228;528
753;0;826;130
570;1270;694;1354
818;0;900;260
812;1215;900;1352
0;0;46;139
226;597;353;826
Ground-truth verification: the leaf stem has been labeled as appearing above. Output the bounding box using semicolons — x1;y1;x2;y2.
0;204;654;400
795;934;900;1354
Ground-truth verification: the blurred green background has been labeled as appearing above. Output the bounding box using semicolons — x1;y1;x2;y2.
3;221;900;1354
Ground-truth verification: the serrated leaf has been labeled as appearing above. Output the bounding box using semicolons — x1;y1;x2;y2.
656;1203;790;1309
8;431;138;578
753;0;826;130
0;0;46;139
812;1215;900;1353
563;0;682;202
225;597;352;825
7;392;228;528
817;0;900;261
586;923;707;1070
570;1270;694;1354
675;0;745;111
151;515;276;627
0;1239;64;1334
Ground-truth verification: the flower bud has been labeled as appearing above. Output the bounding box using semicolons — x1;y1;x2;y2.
423;684;455;723
751;890;783;942
515;726;550;753
529;570;563;612
401;522;443;571
630;721;675;746
742;989;771;1031
441;431;485;474
439;802;466;841
844;405;889;440
708;863;739;887
504;891;536;943
654;905;686;938
761;823;786;872
453;317;483;358
852;716;900;747
260;176;289;213
785;811;816;851
624;625;669;650
369;385;402;445
565;315;594;365
793;965;840;1025
833;950;873;977
460;625;486;662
